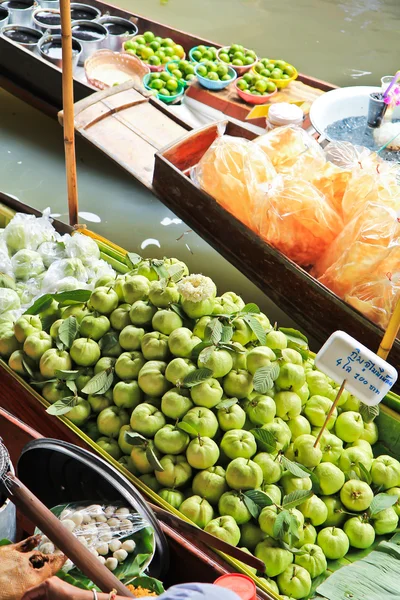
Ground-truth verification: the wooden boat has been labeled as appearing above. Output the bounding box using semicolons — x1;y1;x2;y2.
0;408;273;598
0;0;335;118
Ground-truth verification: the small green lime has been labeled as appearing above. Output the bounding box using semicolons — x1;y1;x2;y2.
162;37;175;47
260;69;271;77
163;47;174;57
192;50;202;62
237;79;248;90
197;44;207;54
148;55;161;66
275;60;287;69
166;79;178;92
285;65;296;76
154;36;162;43
202;50;213;61
254;62;263;74
124;40;137;51
219;53;230;63
197;65;207;77
255;79;268;93
246;49;256;58
185;74;196;81
149;40;160;52
159;87;170;96
266;81;277;93
135;36;145;45
185;64;195;75
207;72;219;81
171;69;183;79
243;73;253;84
209;47;217;57
282;74;290;79
233;51;245;61
251;90;261;95
155;50;165;60
221;74;232;81
207;62;218;72
230;44;241;54
232;58;243;66
217;65;228;77
149;72;159;80
244;56;254;65
261;58;270;66
141;47;154;60
150;79;163;90
143;31;155;43
160;72;170;82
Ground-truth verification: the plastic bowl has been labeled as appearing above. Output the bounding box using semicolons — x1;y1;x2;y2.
235;77;277;104
143;72;185;104
252;61;298;89
217;46;257;75
194;62;237;91
189;45;218;63
125;35;185;72
165;60;197;88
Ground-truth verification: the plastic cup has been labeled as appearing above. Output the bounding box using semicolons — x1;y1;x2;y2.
381;75;395;93
367;92;388;128
214;574;256;600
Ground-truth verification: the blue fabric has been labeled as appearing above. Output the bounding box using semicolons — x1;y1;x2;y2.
154;583;241;600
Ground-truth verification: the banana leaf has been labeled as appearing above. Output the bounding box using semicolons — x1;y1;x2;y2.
376;406;400;460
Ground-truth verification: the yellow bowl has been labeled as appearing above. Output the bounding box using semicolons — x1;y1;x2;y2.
251;61;298;89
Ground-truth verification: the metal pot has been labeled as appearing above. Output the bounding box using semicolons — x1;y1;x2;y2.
70;2;100;22
71;19;108;65
17;438;169;578
32;7;60;32
1;0;37;26
1;23;42;49
97;15;138;52
38;33;81;69
0;4;9;27
0;462;16;542
38;0;58;8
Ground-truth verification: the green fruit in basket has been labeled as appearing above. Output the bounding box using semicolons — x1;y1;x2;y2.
122;275;150;304
255;79;268;93
113;380;142;409
156;50;166;62
187;436;219;469
124;40;137;51
205;516;241;546
139;473;161;492
115;351;146;380
171;69;183;79
143;31;155;43
219;53;230;63
198;347;233;378
192;466;228;504
130;441;160;474
340;479;373;511
197;44;207;54
142;332;170;361
288;415;311;439
118;424;135;455
152;309;183;335
192;50;202;62
119;325;145;352
322;496;346;527
344;516;375;549
339;447;372;478
96;436;121;460
42;381;70;404
163;47;174;58
130;301;157;327
237;79;248;91
8;350;33;376
89;286;119;315
161;387;193;419
185;63;195;75
190;378;223;408
274;391;302;421
14;315;42;343
141;47;154;61
371;455;400;489
154;424;190;455
285;65;296;76
166;79;179;92
260;69;271;77
293;434;322;468
244;56;255;65
262;418;291;452
80;314;110;341
186;74;196;82
223;369;253;399
67;398;91;427
197;65;207;77
271;69;283;79
135;35;145;45
232;59;243;66
266;81;277;93
40;348;72;378
183;407;219;438
282;74;290;80
138;360;170;397
165;357;196;385
23;331;52;361
217;403;246;432
150;40;160;51
110;304;131;331
243;72;253;84
226;457;263;491
335;411;364;443
202;50;213;61
207;72;218;81
94;356;115;374
88;390;113;414
130;402;166;437
220;429;257;460
97;406;129;438
70;338;100;367
148;55;161;66
159;488;185;509
253;452;283;484
219;491;251;525
155;454;192;488
255;539;293;578
240;522;265;551
168;327;200;358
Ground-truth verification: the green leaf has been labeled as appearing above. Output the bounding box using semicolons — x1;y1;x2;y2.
151;260;169;281
358;462;372;485
53;290;91;305
282;489;314;509
215;398;238;410
22;357;35;378
46;396;76;416
369;493;398;516
0;539;12;546
244;490;274;509
253;364;280;394
346;469;360;481
182;368;213;388
81;369;114;395
124;431;147;446
170;303;187;320
360;403;380;423
288;461;321;494
167;265;185;283
220;325;233;343
279;327;308;345
41;314;57;332
58;316;79;349
242;494;261;519
251;428;277;453
305;573;329;600
129;576;165;595
205;318;223;345
272;509;292;540
55;369;80;380
126;252;142;269
24;294;53;315
99;330;119;354
191;341;213;361
241;303;260;314
287;340;309;360
217;342;246;353
146;446;164;472
178;422;198;437
66;380;77;394
280;456;311;479
242;315;266;345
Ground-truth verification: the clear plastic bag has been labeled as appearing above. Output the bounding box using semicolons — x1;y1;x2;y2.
0;288;20;314
254;125;326;180
192;134;276;230
38;240;67;268
65;233;101;265
312;161;352;213
313;203;400;296
257;175;343;267
41;258;88;292
4;212;56;255
11;249;45;281
36;501;152;574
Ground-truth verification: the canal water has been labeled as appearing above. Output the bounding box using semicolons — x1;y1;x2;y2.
0;0;399;337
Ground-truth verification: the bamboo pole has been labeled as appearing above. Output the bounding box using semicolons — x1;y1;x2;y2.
60;0;79;226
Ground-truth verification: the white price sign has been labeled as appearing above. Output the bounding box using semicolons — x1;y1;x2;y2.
315;331;398;406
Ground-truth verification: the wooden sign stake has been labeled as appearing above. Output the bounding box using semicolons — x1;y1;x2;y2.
60;0;79;227
314;297;400;447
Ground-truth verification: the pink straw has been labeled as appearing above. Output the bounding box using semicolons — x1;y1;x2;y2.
383;70;400;103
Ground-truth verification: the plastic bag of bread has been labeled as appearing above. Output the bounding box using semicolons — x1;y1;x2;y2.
193;135;277;230
345;261;400;330
313;203;400;296
254;125;326;180
312;161;351;213
257;175;342;267
323;141;375;170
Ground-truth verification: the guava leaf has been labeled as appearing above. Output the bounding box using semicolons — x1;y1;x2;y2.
41;314;57;332
151;260;169;281
58;316;79;349
46;396;77;416
215;398;238;410
253;364;280;394
346;469;360;481
287;340;309;361
279;327;308;345
241;303;260;315
282;489;314;509
360;403;380;423
244;490;274;509
53;290;91;305
177;422;199;437
280;456;311;479
167;265;185;283
170;303;187;320
304;573;329;600
81;369;113;395
191;341;213;361
21;357;35;378
66;380;77;394
182;368;213;388
286;460;321;494
242;315;266;345
145;446;164;472
125;252;142;269
205;318;223;345
99;331;119;354
24;294;53;315
242;494;261;519
251;428;277;453
369;493;398;516
220;325;233;343
358;462;372;485
217;342;246;353
124;431;147;446
272;510;292;541
55;369;80;380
